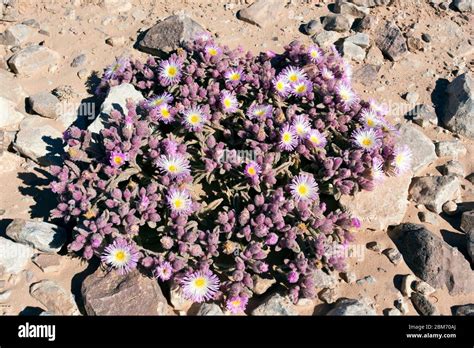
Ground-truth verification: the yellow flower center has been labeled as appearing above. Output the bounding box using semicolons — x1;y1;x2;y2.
297;184;308;196
310;135;320;144
194;277;206;288
362;138;372;147
167;66;177;77
168;164;177;173
288;74;298;83
114;250;126;262
311;50;319;58
367;118;375;127
224;98;232;108
283;133;291;143
247;166;256;176
231;300;241;307
340;91;350;101
295;84;307;94
395;154;404;166
296;125;305;135
189;114;201;124
161;108;170;118
83;209;96;219
230;73;240;81
113;156;123;165
208;48;218;56
173;198;184;209
276;81;285;91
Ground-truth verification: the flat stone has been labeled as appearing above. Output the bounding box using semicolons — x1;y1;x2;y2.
252;275;276;295
409;175;461;213
383;248;403;265
346;32;370;48
322;14;353;32
251;293;297;316
376;21;408;61
411;292;439;315
342;41;366;61
0;70;26;104
353;64;381;86
196;303;224;316
435;140;467;158
390;223;474;295
318;288;338;304
409;104;438;127
453;304;474;316
70;53;87;68
312;269;338;289
340;173;411;230
137;14;206;55
30;280;80;315
0;24;33;46
327;298;376;315
32;253;62;273
453;0;474;12
347;0;392;6
442;73;473;139
28;92;61;119
0;236;33;274
100;0;132;13
6;219;66;253
413;280;436;296
334;0;370;17
82;269;170;315
312;30;342;48
397;123;437;173
8;45;60;76
237;0;286;28
438;160;465;177
0;95;25;131
418;211;438;225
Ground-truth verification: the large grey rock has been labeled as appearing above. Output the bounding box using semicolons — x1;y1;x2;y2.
196;303;224;316
453;0;474;12
312;30;342;48
0;96;24;131
342;41;366;61
340;173;411;230
347;0;392;6
327;298;376;315
453;304;474;315
82;269;170;315
312;269;338;289
435;140;467;158
390;223;474;295
322;14;353;32
252;293;297;316
0;70;26;104
237;0;286;28
0;236;33;274
346;32;370;48
137;14;205;55
409;175;460;213
438;160;465;177
397;124;436;173
461;210;474;234
13;116;64;166
6;219;66;253
353;64;380;86
442;73;474;139
88;83;144;134
334;0;370;17
30;280;80;315
0;24;33;46
8;45;60;76
0;0;19;22
376;21;408;61
411;292;440;316
28;92;61;119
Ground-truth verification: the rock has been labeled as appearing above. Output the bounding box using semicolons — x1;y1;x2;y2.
409;175;460;213
70;53;87;68
89;83;144;134
105;36;126;47
395;297;409;314
461;210;474;233
397;124;436;173
252;275;276;295
383;248;403;265
390;223;474;295
8;45;60;76
340;173;411;230
0;24;33;46
237;0;285;28
77;68;89;80
418;211;438;225
435;140;467;158
30;280;80;315
365;45;384;65
409;104;438;127
341;271;356;284
421;33;431;43
347;0;392;6
442;200;458;215
334;0;370;17
0;70;26;104
0;236;33;274
407;37;424;52
438;160;466;178
376;21;408;61
453;304;474;316
385;308;401;316
413;280;436;296
401;274;416;297
32;254;62;273
353;64;380;86
196;303;224;316
0;1;19;22
356;275;376;285
327;298;376;315
353;14;376;32
100;0;132;13
303;19;322;36
466;228;474;262
0;290;11;302
312;269;338;289
0;151;24;172
137;14;206;55
28;92;61;119
312;30;342;48
346;32;370;48
169;279;193;312
82;269;170;315
366;241;382;252
342;41;366;61
411;292;439;315
453;0;474;12
0;96;25;131
322;14;353;32
318;288;337;304
6;219;66;253
442;73;473;139
404;92;419;105
251;293;297;316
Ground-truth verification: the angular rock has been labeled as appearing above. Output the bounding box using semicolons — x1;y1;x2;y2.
14;116;63;166
353;64;380;86
30;280;80;315
312;30;342;48
442;73;473;139
383;248;403;265
390;223;474;295
71;53;87;68
411;292;439;315
385;308;401;316
0;1;19;22
407;37;424;52
6;219;66;253
0;69;26;104
322;14;353;32
318;288;338;304
340;173;411;230
395;297;409;314
8;45;60;76
453;304;474;316
334;0;370;17
28;92;61;119
0;24;33;46
376;21;408;61
438;160;465;177
467;228;474;262
303;19;322;36
252;275;276;295
32;254;62;273
82;269;170;315
414;280;436;296
435;140;467;158
137;14;205;55
0;151;24;173
0;236;33;274
0;96;25;131
237;0;285;28
89;83;144;134
342;41;366;61
409;104;438;127
409;175;460;213
169;279;193;312
354;14;377;32
251;293;297;316
341;271;357;284
312;269;338;289
442;200;457;215
327;298;376;315
347;0;392;6
461;210;474;233
196;303;224;316
397;124;436;173
453;0;474;12
346;32;370;48
418;211;438;225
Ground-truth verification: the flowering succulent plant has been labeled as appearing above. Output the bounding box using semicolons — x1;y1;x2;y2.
50;35;411;311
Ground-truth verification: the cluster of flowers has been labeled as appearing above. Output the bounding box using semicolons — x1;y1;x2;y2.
51;35;411;313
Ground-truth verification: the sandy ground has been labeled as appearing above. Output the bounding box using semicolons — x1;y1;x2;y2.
0;0;473;315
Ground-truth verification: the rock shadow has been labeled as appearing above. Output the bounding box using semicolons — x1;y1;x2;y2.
70;256;100;315
17;167;56;220
430;78;449;125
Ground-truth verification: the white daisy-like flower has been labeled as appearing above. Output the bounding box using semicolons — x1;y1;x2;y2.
291;80;312;97
308;45;323;63
279;124;298;151
391;145;412;175
360;109;381;128
167;188;193;215
290;174;319;202
307;129;327;148
321;67;334;81
101;239;139;275
282;66;307;83
157;104;173;123
225;68;244;83
181;270;220;303
157;154;190;177
159;58;182;85
372;158;385;182
205;44;221;57
292;115;311;138
336;82;358;108
273;76;290;97
221;91;239;113
182;106;207;131
352;128;381;151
